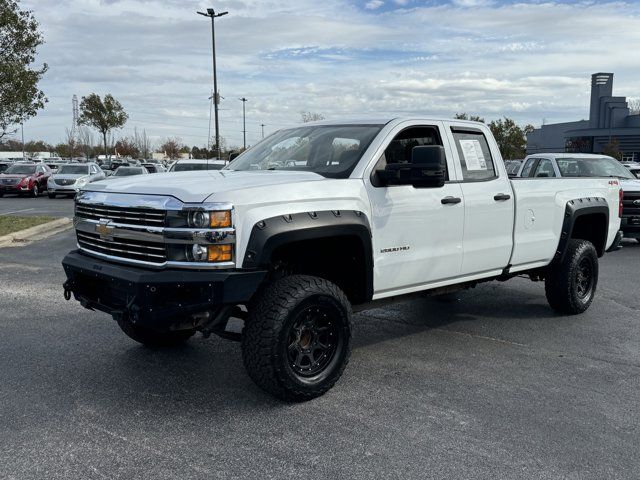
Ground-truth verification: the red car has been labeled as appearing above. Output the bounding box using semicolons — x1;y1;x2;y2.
0;163;52;197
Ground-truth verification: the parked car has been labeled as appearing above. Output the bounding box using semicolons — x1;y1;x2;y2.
63;117;622;401
168;159;228;172
0;163;52;197
141;163;166;173
0;162;11;173
47;163;106;198
103;166;150;179
504;159;523;178
518;153;639;243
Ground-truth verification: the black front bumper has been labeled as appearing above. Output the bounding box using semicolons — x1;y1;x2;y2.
62;250;267;331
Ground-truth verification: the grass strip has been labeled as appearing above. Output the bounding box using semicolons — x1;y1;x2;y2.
0;216;57;236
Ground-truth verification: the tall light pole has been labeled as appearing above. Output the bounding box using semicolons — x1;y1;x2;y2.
240;97;247;149
21;123;25;159
261;123;265;139
198;8;228;158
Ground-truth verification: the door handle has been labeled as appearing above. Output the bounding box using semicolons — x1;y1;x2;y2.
441;196;462;205
494;193;511;201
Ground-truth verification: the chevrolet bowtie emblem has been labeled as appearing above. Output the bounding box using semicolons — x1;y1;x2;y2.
634;200;640;206
95;219;114;239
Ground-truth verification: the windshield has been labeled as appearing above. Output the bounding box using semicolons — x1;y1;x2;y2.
4;165;36;175
171;162;224;172
58;165;89;175
114;167;144;176
224;124;383;178
557;157;634;179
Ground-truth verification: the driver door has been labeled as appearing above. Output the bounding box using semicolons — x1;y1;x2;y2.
365;122;465;297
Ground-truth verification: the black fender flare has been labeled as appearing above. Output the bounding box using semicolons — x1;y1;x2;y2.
242;210;374;301
554;197;609;261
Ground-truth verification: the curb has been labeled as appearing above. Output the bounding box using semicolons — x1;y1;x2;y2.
0;217;73;248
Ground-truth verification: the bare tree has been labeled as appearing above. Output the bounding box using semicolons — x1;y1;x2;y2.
78;126;94;159
134;127;152;159
628;98;640;115
300;112;325;123
64;127;79;158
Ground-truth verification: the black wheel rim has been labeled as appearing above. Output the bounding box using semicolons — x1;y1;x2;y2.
575;257;594;299
287;305;341;378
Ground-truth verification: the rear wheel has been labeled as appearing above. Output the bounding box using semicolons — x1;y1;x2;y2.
545;239;598;314
116;318;195;347
242;275;352;401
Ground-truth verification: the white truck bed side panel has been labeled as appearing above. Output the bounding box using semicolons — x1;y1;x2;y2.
510;178;621;267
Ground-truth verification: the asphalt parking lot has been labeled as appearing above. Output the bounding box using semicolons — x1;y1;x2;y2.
0;194;75;218
1;221;639;479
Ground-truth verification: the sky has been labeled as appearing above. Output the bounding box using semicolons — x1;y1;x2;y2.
17;0;640;150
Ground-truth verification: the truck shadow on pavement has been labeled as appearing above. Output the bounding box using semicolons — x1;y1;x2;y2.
60;281;556;407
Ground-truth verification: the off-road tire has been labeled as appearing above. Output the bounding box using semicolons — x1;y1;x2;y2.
116;318;196;347
242;275;352;402
545;239;598;315
47;192;56;199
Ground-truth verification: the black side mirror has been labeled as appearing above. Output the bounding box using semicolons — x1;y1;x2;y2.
377;145;446;188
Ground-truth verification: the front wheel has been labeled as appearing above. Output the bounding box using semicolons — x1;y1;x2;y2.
545;239;598;314
242;275;352;401
116;318;196;347
31;185;39;198
47;192;56;199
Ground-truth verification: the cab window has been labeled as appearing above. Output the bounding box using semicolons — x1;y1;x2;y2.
533;159;556;178
520;158;537;177
371;126;445;187
452;130;497;182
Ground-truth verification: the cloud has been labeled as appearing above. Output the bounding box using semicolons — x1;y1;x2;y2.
365;0;384;9
16;0;640;148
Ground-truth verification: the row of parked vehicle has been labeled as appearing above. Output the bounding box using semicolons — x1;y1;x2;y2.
0;158;229;198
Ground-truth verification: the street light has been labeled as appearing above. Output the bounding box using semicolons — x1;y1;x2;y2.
197;8;228;158
239;97;247;149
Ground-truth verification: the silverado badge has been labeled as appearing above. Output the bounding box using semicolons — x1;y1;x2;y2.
95;219;114;240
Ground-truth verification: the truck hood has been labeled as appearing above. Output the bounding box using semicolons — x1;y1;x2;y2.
85;170;326;203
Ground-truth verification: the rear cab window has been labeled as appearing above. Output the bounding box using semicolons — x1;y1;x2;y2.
451;129;498;181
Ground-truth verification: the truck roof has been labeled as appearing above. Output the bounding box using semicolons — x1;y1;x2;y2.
301;117;487;128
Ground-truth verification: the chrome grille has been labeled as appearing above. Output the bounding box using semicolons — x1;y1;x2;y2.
75;203;166;227
55;178;75;186
77;231;167;264
622;191;640;217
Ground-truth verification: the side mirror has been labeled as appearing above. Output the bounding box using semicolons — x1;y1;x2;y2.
376;145;446;188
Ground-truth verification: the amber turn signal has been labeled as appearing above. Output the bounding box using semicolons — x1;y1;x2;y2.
210;210;232;228
207;244;232;262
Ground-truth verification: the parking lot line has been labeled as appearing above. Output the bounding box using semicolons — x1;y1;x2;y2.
0;208;35;216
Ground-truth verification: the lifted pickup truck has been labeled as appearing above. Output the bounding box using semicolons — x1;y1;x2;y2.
62;118;623;401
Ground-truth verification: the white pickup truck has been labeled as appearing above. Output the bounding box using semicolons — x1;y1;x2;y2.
62;117;623;401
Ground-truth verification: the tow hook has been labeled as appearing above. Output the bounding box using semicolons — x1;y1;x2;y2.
63;281;73;301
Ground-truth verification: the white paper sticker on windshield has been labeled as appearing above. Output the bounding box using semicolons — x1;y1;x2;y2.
459;139;487;171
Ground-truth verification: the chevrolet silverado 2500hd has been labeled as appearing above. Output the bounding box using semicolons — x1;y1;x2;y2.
62;118;623;401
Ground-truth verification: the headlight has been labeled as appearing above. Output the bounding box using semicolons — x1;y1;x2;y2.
184;244;233;263
187;210;231;228
75;177;89;187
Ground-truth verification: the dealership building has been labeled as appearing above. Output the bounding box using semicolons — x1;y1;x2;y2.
526;73;640;161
